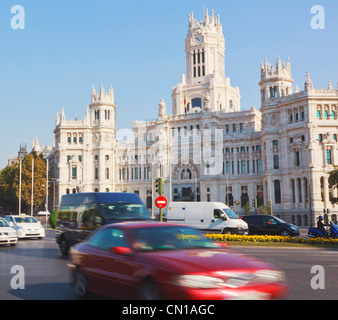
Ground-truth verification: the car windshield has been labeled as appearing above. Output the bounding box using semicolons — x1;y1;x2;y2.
273;216;286;224
98;202;150;221
132;226;220;252
0;219;9;227
14;217;38;223
223;208;238;219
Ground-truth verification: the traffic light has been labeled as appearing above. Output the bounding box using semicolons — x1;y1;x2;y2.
252;197;257;208
155;177;163;195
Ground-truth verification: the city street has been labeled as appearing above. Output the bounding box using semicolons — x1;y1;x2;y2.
0;230;337;300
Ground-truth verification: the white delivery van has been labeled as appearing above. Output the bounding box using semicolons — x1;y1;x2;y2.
165;202;248;234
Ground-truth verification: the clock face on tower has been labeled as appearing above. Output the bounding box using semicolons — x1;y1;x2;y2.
195;35;202;43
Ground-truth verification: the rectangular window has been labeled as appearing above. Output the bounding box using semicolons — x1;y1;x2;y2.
226;161;231;174
241;161;246;174
72;167;77;180
257;160;262;173
295;151;300;166
273;155;279;169
274;180;281;204
327;149;332;165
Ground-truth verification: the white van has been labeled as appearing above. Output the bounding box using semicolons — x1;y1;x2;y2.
165;202;248;234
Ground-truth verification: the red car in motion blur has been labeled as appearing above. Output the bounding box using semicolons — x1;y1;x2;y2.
69;221;288;300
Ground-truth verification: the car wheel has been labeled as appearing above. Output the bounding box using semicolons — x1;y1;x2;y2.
281;230;290;237
138;279;162;300
72;269;89;299
222;229;233;235
59;236;70;256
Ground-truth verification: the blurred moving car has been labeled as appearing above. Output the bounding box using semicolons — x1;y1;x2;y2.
4;214;45;239
240;215;300;237
0;218;18;247
69;221;289;300
56;192;150;256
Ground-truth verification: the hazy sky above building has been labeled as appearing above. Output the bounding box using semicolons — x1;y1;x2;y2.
0;0;337;168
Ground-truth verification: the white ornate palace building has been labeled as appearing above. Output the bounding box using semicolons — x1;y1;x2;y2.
41;10;338;226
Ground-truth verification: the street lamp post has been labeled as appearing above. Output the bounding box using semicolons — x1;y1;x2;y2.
297;139;313;227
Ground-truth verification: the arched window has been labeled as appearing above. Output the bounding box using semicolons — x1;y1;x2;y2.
191;98;202;109
324;110;328;118
317;110;321;118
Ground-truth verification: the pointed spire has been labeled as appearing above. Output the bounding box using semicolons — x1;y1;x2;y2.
34;135;39;148
277;55;282;70
205;8;209;24
100;84;105;97
60;106;65;121
304;71;313;91
84;106;90;122
287;57;291;71
55;111;60;126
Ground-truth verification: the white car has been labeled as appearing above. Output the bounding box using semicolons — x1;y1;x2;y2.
4;215;45;239
0;218;18;246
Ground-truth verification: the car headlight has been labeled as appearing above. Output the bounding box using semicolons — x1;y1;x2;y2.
254;270;285;283
173;275;224;289
291;226;298;230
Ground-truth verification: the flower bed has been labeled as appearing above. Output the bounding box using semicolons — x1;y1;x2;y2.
205;233;338;246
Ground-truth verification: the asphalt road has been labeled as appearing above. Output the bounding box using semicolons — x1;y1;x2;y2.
0;230;76;300
0;230;337;300
230;246;338;300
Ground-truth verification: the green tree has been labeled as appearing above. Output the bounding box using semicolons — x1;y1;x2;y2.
261;201;273;215
0;163;19;213
329;165;338;204
243;201;251;215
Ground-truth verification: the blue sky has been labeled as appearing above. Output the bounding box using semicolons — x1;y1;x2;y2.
0;0;337;169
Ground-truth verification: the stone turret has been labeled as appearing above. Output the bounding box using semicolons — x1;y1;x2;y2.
259;56;294;105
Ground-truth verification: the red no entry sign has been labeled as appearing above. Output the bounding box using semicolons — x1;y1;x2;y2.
155;196;167;209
